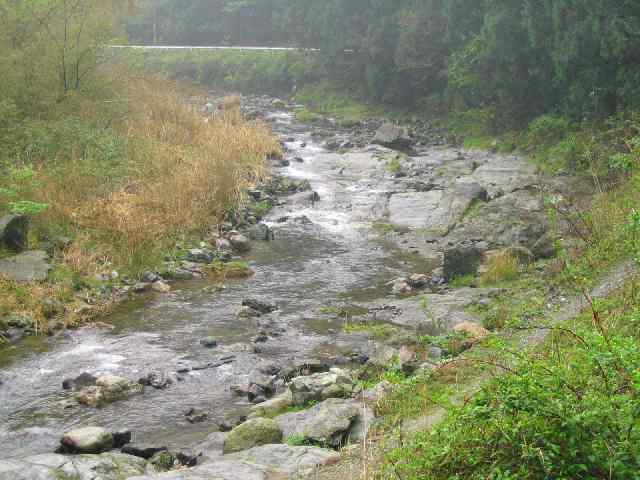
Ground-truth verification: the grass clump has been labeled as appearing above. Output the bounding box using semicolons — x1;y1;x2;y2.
450;273;475;288
479;251;520;286
343;322;395;339
295;108;323;124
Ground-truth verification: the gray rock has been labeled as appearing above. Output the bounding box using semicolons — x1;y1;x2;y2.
121;443;168;459
185;407;209;424
372;123;413;151
228;444;340;477
151;281;171;293
249;390;293;418
132;282;152;293
275;398;361;447
247;224;273;241
193;431;227;462
216;237;232;250
140;271;161;283
237;306;262;318
442;246;483;282
0;452;147;480
138;372;173;390
128;460;272;480
289;368;356;406
187;248;215;264
391;278;412;295
242;298;277;314
75;375;143;407
0;214;28;252
408;273;430;288
60;427;114;454
229;234;251;253
63;372;97;391
0;250;50;283
200;336;218;348
223;418;283;454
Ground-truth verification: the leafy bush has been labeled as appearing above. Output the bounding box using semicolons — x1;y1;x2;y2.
526;115;570;148
385;328;640;479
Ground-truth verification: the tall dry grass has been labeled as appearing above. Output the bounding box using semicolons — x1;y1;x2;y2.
37;75;280;270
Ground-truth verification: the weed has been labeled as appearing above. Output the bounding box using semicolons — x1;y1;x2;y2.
450;273;476;288
343;322;395;339
480;252;520;286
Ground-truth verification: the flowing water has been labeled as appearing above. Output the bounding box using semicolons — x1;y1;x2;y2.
0;106;430;458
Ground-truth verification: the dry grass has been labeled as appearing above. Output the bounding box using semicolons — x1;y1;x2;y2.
480;251;520;286
36;75;280;270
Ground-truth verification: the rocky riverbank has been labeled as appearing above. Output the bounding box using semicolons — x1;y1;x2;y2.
0;94;590;479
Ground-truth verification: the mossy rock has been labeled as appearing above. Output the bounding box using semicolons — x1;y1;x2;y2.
223;417;283;454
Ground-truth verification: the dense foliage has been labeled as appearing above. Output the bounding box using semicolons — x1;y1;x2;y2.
385;303;640;479
127;1;640;129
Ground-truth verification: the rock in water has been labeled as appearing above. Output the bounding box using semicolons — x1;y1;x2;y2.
0;250;50;283
372;123;413;151
75;375;143;407
200;336;218;348
223;418;283;454
62;372;97;391
151;281;171;293
0;214;28;251
229;234;251;253
60;427;114;454
241;298;277;314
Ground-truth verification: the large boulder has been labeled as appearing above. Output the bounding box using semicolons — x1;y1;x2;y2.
223;418;283;454
59;427;114;454
0;214;28;252
289;368;356;407
275;398;361;448
228;444;340;477
249;390;293;418
0;250;50;283
372;123;413;151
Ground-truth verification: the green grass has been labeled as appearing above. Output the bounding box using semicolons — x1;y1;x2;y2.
450;273;476;288
295;108;323;123
383;284;640;479
463;198;486;219
373;223;395;235
343;322;395;339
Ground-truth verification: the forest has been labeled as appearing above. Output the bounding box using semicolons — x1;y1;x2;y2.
127;0;640;129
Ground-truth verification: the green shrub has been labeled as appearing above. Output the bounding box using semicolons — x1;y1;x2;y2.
385;328;640;479
526;115;570;147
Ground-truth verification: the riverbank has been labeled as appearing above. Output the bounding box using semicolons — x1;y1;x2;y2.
0;81;281;345
1;92;639;479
